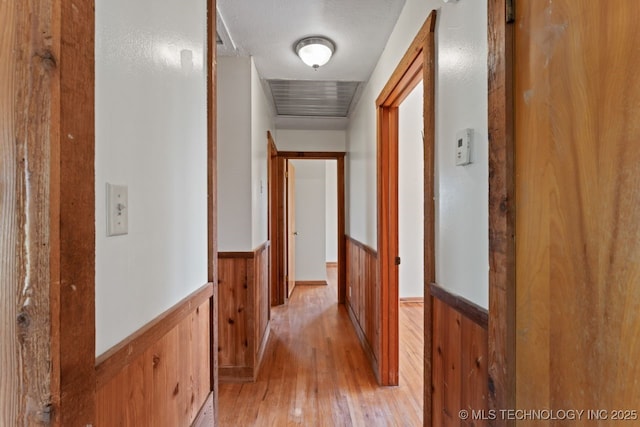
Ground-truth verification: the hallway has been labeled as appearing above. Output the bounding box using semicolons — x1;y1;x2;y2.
219;268;424;426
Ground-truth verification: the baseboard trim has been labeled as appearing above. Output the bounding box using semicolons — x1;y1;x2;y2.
255;321;271;375
96;282;214;389
326;262;338;268
430;282;488;329
346;302;379;383
400;297;424;303
191;392;214;427
295;280;328;286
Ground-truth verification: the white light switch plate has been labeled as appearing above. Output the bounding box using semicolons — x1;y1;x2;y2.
106;183;128;236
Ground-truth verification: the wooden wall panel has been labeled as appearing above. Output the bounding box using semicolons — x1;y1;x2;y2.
218;242;270;382
514;0;640;416
346;236;380;377
431;287;488;427
218;258;250;368
96;292;212;427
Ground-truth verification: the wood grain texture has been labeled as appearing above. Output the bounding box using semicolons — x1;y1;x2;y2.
1;0;96;423
218;243;270;382
96;299;211;427
58;1;97;422
1;1;56;423
219;267;424;426
514;0;640;418
430;283;488;330
268;131;279;308
206;1;218;421
432;297;488;427
346;236;380;381
96;283;214;389
487;0;515;422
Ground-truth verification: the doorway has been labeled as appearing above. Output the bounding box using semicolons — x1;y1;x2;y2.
375;9;436;424
267;135;346;307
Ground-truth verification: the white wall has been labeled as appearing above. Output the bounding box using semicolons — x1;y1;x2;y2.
217;57;274;251
325;161;338;263
346;0;489;308
217;56;253;251
399;82;424;299
251;59;274;248
291;160;327;281
95;0;208;355
275;129;346;151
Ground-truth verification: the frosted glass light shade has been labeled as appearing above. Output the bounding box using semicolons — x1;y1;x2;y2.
295;37;335;69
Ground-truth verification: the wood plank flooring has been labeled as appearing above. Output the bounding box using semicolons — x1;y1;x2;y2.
219;268;424;426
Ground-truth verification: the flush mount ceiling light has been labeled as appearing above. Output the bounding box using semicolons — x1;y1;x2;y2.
295;37;335;69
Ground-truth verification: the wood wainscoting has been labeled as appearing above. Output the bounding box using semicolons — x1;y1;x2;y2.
95;283;214;426
431;283;488;426
218;242;270;382
345;236;380;380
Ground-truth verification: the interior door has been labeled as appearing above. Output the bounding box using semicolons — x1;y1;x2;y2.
286;161;296;298
515;0;640;413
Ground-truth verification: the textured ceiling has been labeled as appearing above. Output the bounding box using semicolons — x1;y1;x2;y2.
217;0;406;129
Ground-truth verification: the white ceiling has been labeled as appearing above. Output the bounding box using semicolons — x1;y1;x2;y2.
217;0;406;130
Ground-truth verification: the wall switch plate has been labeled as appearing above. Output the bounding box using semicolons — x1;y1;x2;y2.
455;128;472;166
106;183;128;236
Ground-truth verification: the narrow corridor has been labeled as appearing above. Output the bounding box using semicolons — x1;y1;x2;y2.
219;267;424;426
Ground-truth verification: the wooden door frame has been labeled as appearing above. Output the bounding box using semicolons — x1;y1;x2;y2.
375;10;436;419
206;0;219;421
268;144;347;306
487;0;515;424
2;0;96;423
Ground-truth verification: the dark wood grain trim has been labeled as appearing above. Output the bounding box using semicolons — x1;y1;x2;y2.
430;283;489;330
57;1;97;423
192;392;214;427
277;151;346;159
488;0;516;423
218;241;270;259
295;281;328;286
95;282;214;389
346;235;378;258
206;0;218;417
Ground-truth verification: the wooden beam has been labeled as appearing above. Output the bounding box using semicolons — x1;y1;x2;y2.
487;0;515;424
1;0;96;423
206;1;219;423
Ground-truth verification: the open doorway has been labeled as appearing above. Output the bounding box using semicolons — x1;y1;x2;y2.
286;159;338;293
267;135;346;307
375;10;436;424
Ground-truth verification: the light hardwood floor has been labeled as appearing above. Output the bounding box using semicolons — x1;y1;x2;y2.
219;268;424;426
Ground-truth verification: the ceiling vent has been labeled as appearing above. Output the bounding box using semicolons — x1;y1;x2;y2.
268;80;360;117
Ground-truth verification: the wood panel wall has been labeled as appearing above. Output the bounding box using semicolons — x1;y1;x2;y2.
95;284;214;426
345;236;380;378
431;284;488;427
514;0;640;416
218;242;270;382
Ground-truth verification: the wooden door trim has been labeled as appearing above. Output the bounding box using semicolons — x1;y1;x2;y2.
269;150;347;305
375;13;437;425
1;1;96;423
206;0;219;419
487;0;515;423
